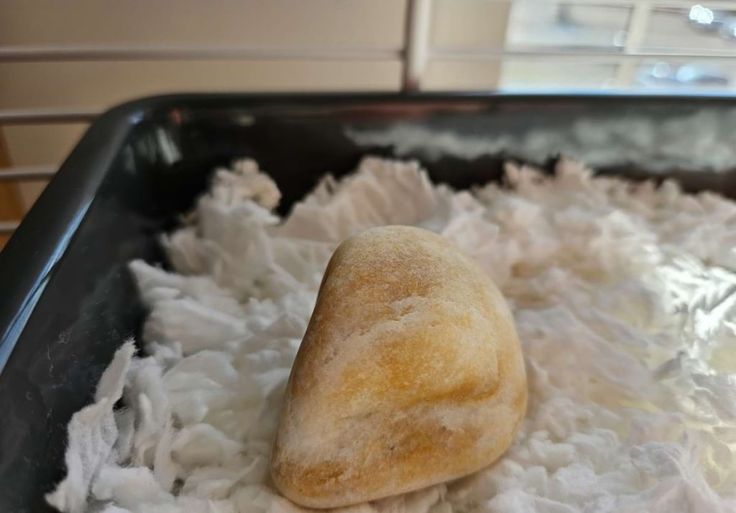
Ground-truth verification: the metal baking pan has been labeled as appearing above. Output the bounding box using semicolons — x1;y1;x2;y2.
2;92;736;512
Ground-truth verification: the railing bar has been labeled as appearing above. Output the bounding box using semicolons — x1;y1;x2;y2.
0;221;19;235
0;108;98;124
0;166;57;181
0;45;403;62
431;48;736;61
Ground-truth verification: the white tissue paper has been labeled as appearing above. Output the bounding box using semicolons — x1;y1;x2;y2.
48;156;736;513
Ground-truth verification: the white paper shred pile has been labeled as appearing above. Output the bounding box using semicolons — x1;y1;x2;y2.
48;157;736;513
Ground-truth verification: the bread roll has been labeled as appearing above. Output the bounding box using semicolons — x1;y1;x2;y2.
271;226;527;508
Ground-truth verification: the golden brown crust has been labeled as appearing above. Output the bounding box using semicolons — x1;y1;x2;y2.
271;226;527;508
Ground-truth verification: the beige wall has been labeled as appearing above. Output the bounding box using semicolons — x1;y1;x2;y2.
423;0;511;90
0;1;407;49
0;0;511;212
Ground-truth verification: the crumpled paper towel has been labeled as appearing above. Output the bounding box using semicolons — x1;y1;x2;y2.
48;157;736;513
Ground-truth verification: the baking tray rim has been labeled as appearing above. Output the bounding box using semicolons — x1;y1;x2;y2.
3;89;736;375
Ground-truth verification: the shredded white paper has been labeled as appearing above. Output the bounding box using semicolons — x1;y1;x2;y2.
346;109;736;172
48;157;736;513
